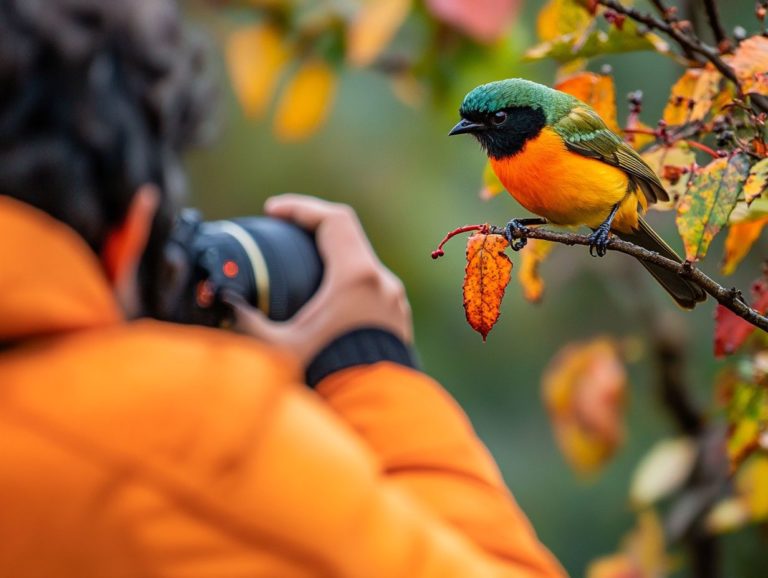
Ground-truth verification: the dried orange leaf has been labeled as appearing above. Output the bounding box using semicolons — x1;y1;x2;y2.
273;59;337;142
556;72;619;133
729;35;768;96
641;143;695;209
537;0;592;42
347;0;412;67
518;238;554;303
462;233;512;340
425;0;521;43
226;24;290;118
629;437;697;508
676;153;751;261
721;216;768;276
662;67;721;125
744;157;768;205
542;338;627;475
479;160;506;200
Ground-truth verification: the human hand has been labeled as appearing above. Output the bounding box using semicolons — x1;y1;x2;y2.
223;194;413;368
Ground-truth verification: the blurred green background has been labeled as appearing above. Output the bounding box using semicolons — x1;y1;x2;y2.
185;1;765;575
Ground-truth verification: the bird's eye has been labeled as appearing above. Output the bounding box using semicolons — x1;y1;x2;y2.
491;111;508;126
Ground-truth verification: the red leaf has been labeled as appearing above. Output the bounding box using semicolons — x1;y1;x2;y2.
715;279;768;357
425;0;521;43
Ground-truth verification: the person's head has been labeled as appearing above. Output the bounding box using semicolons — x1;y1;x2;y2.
0;0;214;316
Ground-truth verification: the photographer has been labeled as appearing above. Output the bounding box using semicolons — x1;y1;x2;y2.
0;1;565;577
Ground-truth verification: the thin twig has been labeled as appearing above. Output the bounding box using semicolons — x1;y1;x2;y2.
596;0;768;114
701;0;728;47
650;311;704;435
597;0;733;81
649;0;669;18
439;224;768;332
648;0;702;62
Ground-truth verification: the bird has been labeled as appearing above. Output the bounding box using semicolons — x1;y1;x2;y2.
449;77;706;309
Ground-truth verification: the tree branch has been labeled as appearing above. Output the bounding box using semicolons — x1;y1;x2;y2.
650;312;704;436
596;0;768;114
701;0;728;47
432;223;768;332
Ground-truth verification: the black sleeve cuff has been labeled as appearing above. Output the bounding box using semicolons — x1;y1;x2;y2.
305;328;418;388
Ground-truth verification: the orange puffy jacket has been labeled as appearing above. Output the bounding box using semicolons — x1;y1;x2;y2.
0;196;566;578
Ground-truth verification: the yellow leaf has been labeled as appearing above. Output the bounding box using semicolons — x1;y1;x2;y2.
542;338;627;475
706;497;751;534
518;238;553;303
626;511;667;578
556;72;619;133
744;157;768;205
346;0;412;67
537;0;592;42
721;216;768;276
479;160;506;200
226;24;290;118
738;455;768;521
588;511;668;578
707;454;768;533
641;143;696;209
587;554;642;578
662;67;722;125
729;35;768;96
726;380;768;466
273;59;337;142
462;233;513;340
629;437;697;508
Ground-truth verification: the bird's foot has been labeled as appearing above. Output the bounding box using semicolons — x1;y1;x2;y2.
587;225;612;257
504;219;531;251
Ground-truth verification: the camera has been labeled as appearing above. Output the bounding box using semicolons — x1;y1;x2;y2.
159;209;323;327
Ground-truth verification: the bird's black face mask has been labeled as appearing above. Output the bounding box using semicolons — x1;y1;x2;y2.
449;106;547;159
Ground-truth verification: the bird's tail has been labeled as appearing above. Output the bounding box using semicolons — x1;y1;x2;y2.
616;217;706;309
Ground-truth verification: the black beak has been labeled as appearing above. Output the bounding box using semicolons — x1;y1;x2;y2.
449;118;485;136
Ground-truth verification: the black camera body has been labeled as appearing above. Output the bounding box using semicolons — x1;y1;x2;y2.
161;209;323;327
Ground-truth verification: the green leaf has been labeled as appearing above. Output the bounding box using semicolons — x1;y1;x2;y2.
744;157;768;205
676;153;751;261
524;19;669;63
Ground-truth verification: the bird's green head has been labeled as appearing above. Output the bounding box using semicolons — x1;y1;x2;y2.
450;78;576;159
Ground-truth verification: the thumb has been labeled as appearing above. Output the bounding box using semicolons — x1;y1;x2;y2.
220;290;281;340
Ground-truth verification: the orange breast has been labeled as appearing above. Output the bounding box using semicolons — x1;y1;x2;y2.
490;127;642;232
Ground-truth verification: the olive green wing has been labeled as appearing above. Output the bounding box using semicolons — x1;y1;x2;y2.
553;105;669;204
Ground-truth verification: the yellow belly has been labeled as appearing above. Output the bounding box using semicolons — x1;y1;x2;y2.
490;127;644;233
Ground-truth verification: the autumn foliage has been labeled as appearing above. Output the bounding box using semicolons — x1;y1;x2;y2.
211;0;768;575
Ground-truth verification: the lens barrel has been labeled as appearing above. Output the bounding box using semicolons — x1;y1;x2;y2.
169;211;323;326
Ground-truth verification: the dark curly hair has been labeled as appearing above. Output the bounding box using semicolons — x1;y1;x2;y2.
0;0;215;314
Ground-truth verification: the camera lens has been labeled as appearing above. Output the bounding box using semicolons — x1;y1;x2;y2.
163;211;323;327
220;217;323;321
